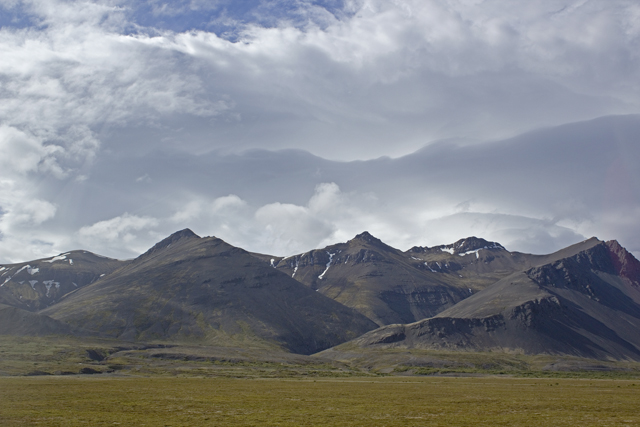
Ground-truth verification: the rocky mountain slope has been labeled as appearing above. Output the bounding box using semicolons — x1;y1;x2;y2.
265;232;473;326
40;229;377;355
3;230;640;362
264;233;598;326
347;239;640;360
0;251;126;311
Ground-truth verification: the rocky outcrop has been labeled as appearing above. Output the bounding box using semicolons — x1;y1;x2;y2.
346;240;640;360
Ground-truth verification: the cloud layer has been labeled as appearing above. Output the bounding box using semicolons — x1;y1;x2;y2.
0;114;636;263
1;0;639;261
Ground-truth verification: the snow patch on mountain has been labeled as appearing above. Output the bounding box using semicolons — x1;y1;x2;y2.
43;280;60;297
458;243;504;257
318;252;335;279
44;253;70;263
15;265;29;274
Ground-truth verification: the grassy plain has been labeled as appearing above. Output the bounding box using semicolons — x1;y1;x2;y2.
1;376;639;426
2;335;640;425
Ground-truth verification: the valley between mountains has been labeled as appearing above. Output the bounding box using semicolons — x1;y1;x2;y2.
2;229;640;376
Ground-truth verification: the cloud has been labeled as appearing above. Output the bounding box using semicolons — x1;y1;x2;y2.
254;202;334;254
417;212;586;255
0;0;231;178
168;186;344;256
77;213;160;257
0;125;63;176
4;198;57;227
1;114;636;262
145;182;382;256
0;178;59;262
116;181;590;257
1;1;640;262
1;0;638;165
78;213;159;241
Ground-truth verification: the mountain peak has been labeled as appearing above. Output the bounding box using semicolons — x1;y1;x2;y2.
447;237;505;255
141;229;200;258
350;231;384;245
408;236;505;255
162;228;199;244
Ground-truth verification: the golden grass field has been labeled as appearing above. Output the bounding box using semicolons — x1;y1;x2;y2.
1;376;639;426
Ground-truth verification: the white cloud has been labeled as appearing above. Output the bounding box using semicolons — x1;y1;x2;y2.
0;125;62;176
0;177;60;263
77;213;160;256
163;182;589;256
4;198;57;227
0;1;231;179
166;183;374;256
254;201;334;255
211;194;248;213
415;212;586;255
79;213;159;240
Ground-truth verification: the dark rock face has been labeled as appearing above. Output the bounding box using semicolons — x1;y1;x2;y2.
378;287;462;324
527;243;640;318
507;296;563;327
349;240;640;360
606;240;640;294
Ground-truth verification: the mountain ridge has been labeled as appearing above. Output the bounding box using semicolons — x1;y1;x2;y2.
40;232;377;355
3;230;639;362
344;239;640;360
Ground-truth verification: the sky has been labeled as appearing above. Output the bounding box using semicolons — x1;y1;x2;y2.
1;0;640;263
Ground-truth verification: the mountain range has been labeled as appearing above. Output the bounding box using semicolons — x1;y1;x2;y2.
2;229;640;361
